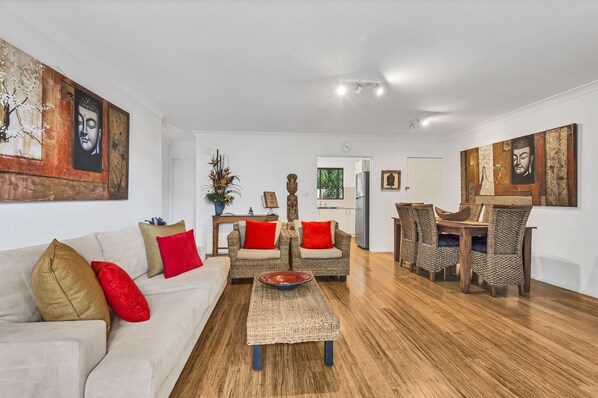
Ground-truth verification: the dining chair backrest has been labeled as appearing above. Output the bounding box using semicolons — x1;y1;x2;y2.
487;205;532;256
459;203;483;221
412;204;439;247
395;204;417;242
482;204;493;223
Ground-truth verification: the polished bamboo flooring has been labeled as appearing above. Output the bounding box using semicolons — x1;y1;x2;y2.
171;242;598;397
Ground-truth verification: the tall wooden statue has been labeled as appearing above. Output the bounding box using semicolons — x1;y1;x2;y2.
287;173;298;222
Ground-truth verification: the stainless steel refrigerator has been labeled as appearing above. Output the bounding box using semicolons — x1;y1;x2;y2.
355;171;369;249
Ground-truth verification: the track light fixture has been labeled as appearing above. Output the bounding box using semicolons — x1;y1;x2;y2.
409;115;430;130
336;80;384;97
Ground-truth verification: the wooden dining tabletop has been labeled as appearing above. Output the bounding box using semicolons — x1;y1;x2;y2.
392;217;535;294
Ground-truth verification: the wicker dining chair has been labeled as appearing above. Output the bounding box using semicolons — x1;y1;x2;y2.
459;203;483;222
412;204;460;282
395;203;418;271
471;205;532;297
481;204;493;223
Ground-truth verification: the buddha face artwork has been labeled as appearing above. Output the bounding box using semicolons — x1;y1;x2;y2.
74;89;103;173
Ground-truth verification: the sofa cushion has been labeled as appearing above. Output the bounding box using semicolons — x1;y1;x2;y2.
31;240;111;334
138;220;186;278
84;289;211;398
0;233;102;323
0;320;106;398
299;247;343;259
237;248;281;260
134;256;230;304
238;220;282;248
301;221;334;249
91;261;150;322
96;227;148;279
293;220;337;245
157;229;203;279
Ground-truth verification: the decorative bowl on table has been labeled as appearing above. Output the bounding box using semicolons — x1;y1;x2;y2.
259;271;313;291
435;206;471;222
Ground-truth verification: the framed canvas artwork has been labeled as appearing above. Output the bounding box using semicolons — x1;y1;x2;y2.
0;37;130;202
381;170;401;190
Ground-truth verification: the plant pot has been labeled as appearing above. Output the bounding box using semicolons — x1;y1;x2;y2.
214;202;225;216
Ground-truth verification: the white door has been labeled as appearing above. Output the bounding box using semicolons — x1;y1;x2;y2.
172;159;196;230
406;157;443;205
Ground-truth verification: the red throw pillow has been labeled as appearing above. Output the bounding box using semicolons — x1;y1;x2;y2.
244;221;276;250
156;229;203;278
91;261;150;322
301;221;333;249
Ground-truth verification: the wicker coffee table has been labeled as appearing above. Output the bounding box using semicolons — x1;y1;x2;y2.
246;272;340;370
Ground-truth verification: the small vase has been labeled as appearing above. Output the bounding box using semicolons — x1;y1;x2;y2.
214;202;225;216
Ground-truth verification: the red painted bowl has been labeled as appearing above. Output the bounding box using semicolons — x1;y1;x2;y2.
259;271;313;291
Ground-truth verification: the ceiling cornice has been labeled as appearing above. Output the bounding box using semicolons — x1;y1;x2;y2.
446;79;598;140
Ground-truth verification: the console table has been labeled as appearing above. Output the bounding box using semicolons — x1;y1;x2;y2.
212;214;279;256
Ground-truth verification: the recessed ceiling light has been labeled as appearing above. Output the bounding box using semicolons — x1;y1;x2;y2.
336;85;347;96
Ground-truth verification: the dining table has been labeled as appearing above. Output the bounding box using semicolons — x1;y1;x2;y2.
392;217;535;294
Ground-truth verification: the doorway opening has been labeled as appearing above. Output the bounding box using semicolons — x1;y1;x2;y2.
316;156;371;249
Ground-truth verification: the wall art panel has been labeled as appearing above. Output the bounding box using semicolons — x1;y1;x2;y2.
0;38;129;202
460;124;577;207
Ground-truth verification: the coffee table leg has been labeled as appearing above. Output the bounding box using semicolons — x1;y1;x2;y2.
324;341;333;366
253;345;262;370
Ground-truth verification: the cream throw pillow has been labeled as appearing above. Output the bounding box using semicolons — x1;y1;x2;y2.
31;239;111;334
138;220;186;277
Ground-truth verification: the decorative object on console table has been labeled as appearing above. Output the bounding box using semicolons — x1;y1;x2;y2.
263;191;279;215
381;170;401;190
287;174;299;222
0;37;130;202
460;124;577;207
202;149;240;215
145;217;166;226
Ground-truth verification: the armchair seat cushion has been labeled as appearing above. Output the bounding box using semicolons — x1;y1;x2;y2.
237;248;281;260
438;234;460;247
299;247;343;259
472;237;488;253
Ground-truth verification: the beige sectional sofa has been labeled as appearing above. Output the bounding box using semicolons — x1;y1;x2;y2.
0;226;230;398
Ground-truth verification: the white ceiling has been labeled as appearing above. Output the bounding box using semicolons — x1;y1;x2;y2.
4;0;598;136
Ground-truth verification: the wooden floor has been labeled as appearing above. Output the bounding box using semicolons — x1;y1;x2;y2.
171;242;598;397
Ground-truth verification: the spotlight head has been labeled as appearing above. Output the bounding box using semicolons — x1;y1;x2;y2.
421;118;430;127
356;84;363;95
336;84;347;96
375;85;384;96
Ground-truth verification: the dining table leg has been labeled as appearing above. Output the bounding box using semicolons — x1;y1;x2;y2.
394;221;401;263
459;229;472;294
523;228;532;293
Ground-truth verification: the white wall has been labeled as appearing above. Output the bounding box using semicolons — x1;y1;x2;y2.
195;132;445;254
443;82;598;298
0;8;163;250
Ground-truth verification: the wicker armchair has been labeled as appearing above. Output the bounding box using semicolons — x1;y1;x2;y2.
459;203;483;222
471;205;532;297
289;221;351;280
227;222;291;279
412;204;460;282
395;203;418;271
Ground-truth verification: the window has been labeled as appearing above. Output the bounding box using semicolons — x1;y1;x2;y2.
317;168;344;199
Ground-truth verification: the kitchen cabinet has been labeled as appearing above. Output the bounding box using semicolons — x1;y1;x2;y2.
317;208;355;236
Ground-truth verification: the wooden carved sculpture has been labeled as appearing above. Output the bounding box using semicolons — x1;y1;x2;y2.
287;173;298;222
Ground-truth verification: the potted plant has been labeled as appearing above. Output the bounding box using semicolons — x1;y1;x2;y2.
202;149;240;215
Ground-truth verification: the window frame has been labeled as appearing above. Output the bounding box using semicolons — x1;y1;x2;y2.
316;167;344;200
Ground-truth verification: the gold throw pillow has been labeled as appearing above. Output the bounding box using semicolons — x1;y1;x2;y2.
31;240;111;334
138;220;186;278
